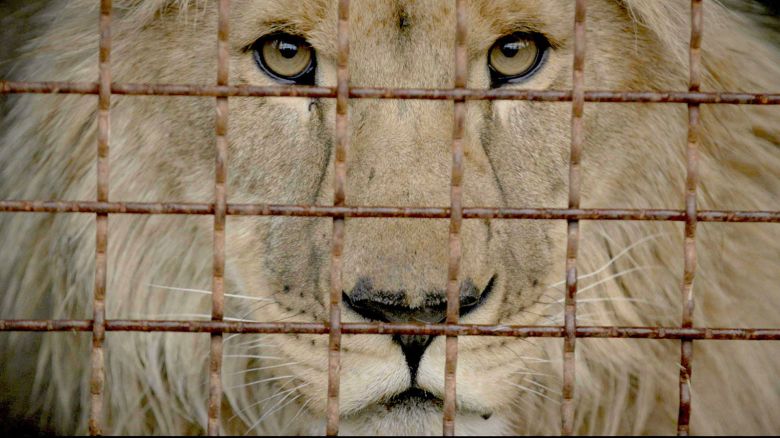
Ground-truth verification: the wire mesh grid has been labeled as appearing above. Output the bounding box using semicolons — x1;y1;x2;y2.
1;0;780;435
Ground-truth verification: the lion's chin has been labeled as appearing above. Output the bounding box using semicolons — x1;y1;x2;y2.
328;389;509;436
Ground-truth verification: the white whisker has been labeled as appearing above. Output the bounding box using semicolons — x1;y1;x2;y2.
224;334;269;346
546;265;660;299
566;297;666;307
237;301;279;321
228;374;295;390
544;232;668;291
228;341;273;351
271;311;307;323
509;370;555;378
502;343;556;366
245;392;305;435
514;356;559;364
509;393;540;411
548;312;600;324
148;283;273;302
598;230;671;270
124;312;259;322
522;377;561;397
518;309;559;325
675;363;697;400
228;362;301;376
223;354;283;360
579;232;668;280
230;382;310;421
507;381;561;405
282;398;312;433
575;266;661;296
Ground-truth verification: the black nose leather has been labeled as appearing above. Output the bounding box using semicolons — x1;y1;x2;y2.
393;334;435;380
343;277;494;380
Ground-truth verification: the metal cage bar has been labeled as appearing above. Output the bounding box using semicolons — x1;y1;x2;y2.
206;0;231;435
325;0;351;434
562;0;586;434
677;0;703;435
442;0;468;434
3;319;780;340
88;0;112;434
1;201;779;222
4;80;780;104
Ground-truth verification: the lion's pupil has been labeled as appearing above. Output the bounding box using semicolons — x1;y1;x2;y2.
278;40;299;59
500;41;520;58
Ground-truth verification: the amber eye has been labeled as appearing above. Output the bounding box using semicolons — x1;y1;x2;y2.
252;33;316;85
488;33;547;86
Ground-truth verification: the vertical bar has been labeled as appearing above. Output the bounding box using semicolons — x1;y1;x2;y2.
326;0;350;435
442;0;467;435
562;0;586;435
208;0;230;435
677;0;702;435
89;0;111;434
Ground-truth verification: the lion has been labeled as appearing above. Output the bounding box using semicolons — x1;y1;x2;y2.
1;0;778;435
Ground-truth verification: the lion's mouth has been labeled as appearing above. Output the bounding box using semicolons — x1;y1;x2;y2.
379;388;493;420
383;388;442;410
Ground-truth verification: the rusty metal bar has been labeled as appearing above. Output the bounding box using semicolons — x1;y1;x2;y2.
1;200;779;222
677;1;702;435
3;80;780;104
442;0;468;435
3;319;780;340
562;0;586;435
326;1;350;435
206;0;230;435
88;1;111;435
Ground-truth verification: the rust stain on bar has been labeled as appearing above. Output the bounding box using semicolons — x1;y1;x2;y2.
89;0;111;435
562;0;586;435
442;0;468;435
4;80;780;105
1;200;779;222
677;1;702;435
326;1;350;435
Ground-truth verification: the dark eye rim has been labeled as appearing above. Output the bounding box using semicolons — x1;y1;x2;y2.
251;32;317;85
488;32;549;87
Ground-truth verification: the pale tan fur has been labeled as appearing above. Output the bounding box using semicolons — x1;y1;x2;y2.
1;0;779;435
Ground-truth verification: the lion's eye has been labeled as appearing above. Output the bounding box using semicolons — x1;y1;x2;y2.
252;33;316;85
488;33;547;86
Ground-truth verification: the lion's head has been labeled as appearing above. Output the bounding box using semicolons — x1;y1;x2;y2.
1;0;779;435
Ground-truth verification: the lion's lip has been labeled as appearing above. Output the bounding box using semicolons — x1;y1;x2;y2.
383;387;442;409
377;387;493;419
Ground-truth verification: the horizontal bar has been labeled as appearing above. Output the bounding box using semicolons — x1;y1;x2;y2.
1;200;778;222
1;319;779;340
2;80;780;104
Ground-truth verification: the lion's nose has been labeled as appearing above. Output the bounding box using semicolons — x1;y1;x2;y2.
342;276;493;380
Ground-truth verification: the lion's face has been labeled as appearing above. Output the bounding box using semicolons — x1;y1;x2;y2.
3;0;780;434
112;0;684;434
